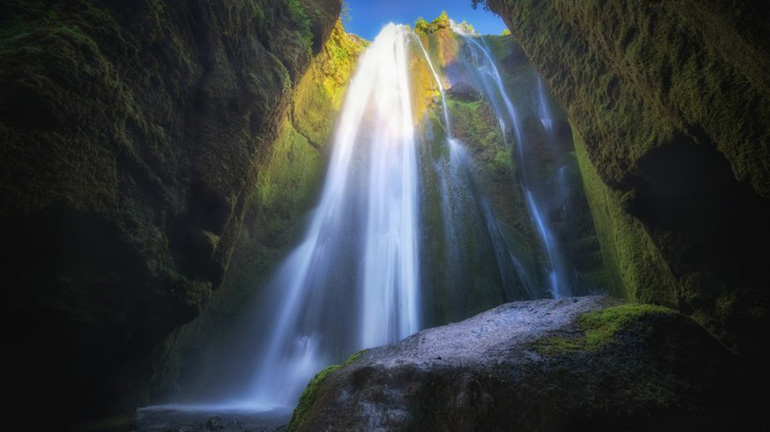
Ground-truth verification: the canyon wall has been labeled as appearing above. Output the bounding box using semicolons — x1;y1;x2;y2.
0;0;340;425
486;0;770;367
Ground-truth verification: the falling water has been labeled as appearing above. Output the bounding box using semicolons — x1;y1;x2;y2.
411;31;534;316
245;24;421;409
537;75;555;137
181;21;568;413
451;22;571;298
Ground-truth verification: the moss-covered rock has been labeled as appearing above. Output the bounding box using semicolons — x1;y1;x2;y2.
0;0;340;426
486;0;770;373
288;350;366;431
532;303;676;354
290;296;748;431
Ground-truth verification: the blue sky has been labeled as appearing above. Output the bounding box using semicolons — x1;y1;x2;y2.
343;0;507;40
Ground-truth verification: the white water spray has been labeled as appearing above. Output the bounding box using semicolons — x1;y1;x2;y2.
246;23;421;409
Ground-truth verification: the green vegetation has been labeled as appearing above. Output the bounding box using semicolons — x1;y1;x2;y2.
572;128;677;302
414;17;429;34
156;19;368;402
0;0;344;423
288;350;368;431
414;11;451;35
486;0;770;359
580;303;674;346
287;0;312;46
532;304;676;355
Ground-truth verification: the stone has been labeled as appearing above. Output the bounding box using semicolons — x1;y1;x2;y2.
291;296;747;431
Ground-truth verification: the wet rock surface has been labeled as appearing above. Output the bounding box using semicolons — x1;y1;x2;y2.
291;296;749;431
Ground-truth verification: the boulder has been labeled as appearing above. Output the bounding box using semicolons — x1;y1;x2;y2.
290;296;748;431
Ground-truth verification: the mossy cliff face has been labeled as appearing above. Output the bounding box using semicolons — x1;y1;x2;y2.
0;0;340;425
150;20;366;402
411;16;608;316
408;21;547;325
485;0;770;365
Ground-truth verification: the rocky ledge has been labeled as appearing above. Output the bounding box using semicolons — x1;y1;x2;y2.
289;296;751;431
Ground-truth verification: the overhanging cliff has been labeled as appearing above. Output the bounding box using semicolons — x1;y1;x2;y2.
0;0;340;425
485;0;769;367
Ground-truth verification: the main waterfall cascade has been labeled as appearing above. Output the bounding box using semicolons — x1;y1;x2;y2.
246;24;422;409
180;21;606;411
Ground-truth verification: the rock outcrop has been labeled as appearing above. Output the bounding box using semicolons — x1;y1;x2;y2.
150;19;367;403
485;0;770;376
0;0;339;426
290;296;745;431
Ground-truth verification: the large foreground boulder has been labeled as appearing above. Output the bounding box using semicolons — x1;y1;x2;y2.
290;296;750;431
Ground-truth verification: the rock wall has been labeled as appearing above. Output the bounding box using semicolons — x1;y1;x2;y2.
0;0;340;425
485;0;769;366
413;14;608;312
151;20;366;402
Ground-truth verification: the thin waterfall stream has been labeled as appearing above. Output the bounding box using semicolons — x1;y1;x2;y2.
451;22;572;298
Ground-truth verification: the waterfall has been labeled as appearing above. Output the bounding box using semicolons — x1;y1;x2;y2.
411;31;535;317
537;75;555;137
245;23;421;409
451;21;571;298
189;22;559;413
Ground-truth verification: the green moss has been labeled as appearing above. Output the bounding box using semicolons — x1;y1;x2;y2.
487;2;770;360
288;350;367;431
580;303;674;347
155;19;367;401
531;303;676;355
572;127;677;302
287;0;312;46
530;336;584;355
292;21;366;146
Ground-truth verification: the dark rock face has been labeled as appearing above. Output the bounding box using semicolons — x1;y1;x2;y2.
150;20;367;403
447;81;482;102
0;0;339;426
291;296;746;431
485;0;770;377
